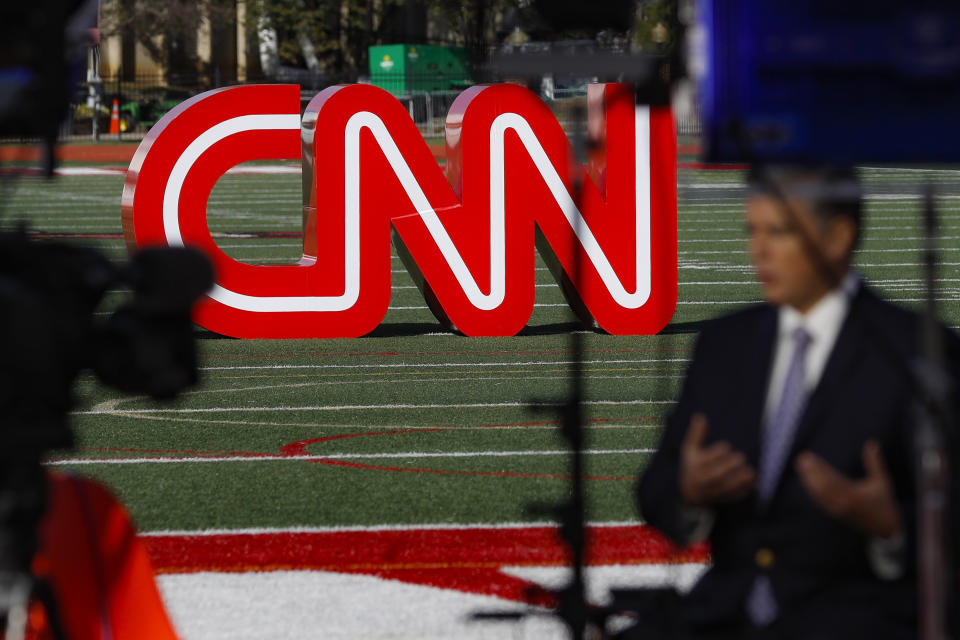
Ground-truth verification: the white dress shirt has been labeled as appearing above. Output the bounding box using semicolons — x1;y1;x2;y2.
761;272;859;429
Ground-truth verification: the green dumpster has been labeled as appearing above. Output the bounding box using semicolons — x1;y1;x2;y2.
369;44;470;95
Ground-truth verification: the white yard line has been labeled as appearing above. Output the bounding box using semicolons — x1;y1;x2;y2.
134;377;677;398
679;236;960;243
74;398;675;415
856;262;960;268
682;247;960;255
91;414;668;429
386;302;762;309
139;520;647;537
195;359;690;372
47;447;655;466
50;165;301;177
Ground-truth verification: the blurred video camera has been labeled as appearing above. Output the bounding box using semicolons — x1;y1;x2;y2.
0;229;213;634
0;2;215;636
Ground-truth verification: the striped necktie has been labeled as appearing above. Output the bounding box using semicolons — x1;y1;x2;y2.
747;326;812;626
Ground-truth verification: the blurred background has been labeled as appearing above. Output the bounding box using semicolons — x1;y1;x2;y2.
3;0;697;142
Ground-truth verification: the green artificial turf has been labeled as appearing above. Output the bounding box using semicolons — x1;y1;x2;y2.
5;160;960;533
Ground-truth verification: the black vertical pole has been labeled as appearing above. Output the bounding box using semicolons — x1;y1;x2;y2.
916;181;953;640
562;100;589;639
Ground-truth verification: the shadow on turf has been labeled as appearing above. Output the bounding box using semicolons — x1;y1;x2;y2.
193;320;708;339
362;321;599;337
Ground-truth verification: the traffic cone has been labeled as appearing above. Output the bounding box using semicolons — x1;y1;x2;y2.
109;99;120;134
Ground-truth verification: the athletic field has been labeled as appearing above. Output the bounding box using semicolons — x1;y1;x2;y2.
3;154;959;638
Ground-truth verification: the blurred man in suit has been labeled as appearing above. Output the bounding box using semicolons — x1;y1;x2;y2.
638;165;958;639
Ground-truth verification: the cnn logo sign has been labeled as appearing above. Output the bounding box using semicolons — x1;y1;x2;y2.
122;83;676;338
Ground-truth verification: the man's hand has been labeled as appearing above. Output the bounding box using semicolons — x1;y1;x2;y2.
679;413;756;506
795;440;902;538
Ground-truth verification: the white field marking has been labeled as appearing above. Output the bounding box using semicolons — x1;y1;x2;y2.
677;194;960;202
505;565;707;606
101;373;679;404
206;373;683;384
679;203;751;208
867;194;960;201
157;566;707;640
381;302;761;310
196;358;690;372
139;520;646;537
856;262;960;268
74;399;675;416
861;167;960;173
680;236;960;244
677;281;759;285
52;167;124;176
46;447;656;466
673;297;958;305
18;216;121;221
88;413;666;430
90;396;147;413
47;165;301;177
388;283;561;290
864;298;960;302
668;278;960;286
395;266;554;274
157;570;564;640
681;248;960;256
11;189;118;204
7;225;124;231
389;302;571;309
676;225;929;232
215;243;303;248
678;215;960;224
682;183;743;189
677;300;756;305
223;165;300;175
207;198;302;204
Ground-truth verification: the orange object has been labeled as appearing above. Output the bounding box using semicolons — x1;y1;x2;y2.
24;473;180;640
109;100;120;134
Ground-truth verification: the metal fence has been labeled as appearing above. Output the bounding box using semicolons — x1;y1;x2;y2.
398;86;702;139
10;72;702;144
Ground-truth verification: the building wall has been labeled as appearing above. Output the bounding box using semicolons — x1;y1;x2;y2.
98;0;244;82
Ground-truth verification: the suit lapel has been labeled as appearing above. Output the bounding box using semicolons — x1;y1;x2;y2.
739;306;778;467
790;289;868;453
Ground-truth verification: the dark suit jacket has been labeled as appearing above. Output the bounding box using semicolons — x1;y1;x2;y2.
638;285;960;640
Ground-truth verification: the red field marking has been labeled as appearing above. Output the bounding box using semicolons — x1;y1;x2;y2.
280;428;449;456
143;524;708;605
0;144;138;164
677;144;701;156
0;142;447;166
69;417;660;464
282;428;642;482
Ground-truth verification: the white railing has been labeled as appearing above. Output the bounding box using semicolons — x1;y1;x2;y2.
398;87;702;140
